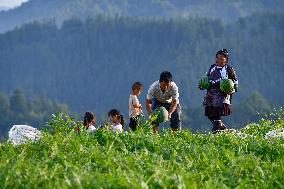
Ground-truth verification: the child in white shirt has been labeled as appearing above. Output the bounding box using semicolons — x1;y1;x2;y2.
108;109;124;133
82;111;97;133
129;81;143;131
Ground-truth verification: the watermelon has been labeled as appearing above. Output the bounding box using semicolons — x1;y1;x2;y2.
220;79;234;94
149;106;169;124
199;76;210;89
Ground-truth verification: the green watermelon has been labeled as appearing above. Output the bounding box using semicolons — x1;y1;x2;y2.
220;79;234;94
199;76;210;89
149;106;169;124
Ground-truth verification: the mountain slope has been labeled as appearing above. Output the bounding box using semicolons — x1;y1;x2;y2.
0;0;284;33
0;7;9;11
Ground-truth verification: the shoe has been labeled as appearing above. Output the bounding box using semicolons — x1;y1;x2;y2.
212;120;225;133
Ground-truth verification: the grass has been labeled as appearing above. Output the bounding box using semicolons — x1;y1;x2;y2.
0;110;284;189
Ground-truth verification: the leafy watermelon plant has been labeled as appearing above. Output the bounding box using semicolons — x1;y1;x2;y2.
241;107;284;137
0;109;283;188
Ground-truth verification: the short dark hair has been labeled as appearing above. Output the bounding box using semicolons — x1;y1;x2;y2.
216;49;229;60
132;81;143;91
159;71;172;83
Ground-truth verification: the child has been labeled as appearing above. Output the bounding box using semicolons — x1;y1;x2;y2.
129;81;143;131
108;109;124;133
83;111;97;133
199;49;238;133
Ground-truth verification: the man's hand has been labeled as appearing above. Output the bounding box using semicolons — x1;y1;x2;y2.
146;99;152;115
168;99;178;120
168;112;172;120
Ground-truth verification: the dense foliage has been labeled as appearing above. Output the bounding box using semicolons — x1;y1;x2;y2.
0;111;283;188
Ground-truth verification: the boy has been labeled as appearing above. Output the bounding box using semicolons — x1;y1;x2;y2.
129;82;143;131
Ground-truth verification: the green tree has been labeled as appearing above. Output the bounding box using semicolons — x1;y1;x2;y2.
0;92;9;122
10;89;26;114
231;91;273;128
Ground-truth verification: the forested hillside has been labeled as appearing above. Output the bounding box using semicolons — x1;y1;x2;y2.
0;90;68;138
1;13;283;110
1;0;284;32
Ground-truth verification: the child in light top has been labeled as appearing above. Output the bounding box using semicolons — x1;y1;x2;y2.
108;109;124;133
83;111;97;133
129;81;143;131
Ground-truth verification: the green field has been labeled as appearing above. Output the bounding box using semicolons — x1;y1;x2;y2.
0;111;283;189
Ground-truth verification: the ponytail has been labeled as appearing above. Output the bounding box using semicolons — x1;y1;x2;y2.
83;112;95;127
108;108;124;127
120;114;124;128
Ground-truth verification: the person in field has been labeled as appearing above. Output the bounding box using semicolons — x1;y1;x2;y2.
129;81;143;131
146;71;181;133
108;109;124;133
83;111;97;132
199;49;238;133
75;111;97;133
